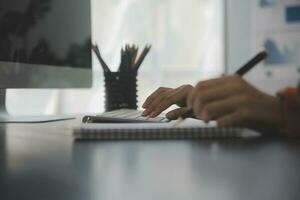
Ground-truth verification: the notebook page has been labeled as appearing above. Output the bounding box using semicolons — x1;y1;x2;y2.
79;118;217;130
75;119;261;139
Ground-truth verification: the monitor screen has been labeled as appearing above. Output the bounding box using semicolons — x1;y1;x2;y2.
0;0;92;88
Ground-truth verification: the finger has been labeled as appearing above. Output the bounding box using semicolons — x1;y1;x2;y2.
187;87;198;109
186;81;216;108
142;87;170;108
217;109;249;127
142;93;168;116
150;86;192;117
148;98;175;118
166;107;189;120
187;75;241;107
173;85;193;107
196;95;248;122
196;75;240;89
191;85;243;118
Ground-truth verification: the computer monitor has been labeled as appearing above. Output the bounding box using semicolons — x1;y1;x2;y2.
0;0;92;121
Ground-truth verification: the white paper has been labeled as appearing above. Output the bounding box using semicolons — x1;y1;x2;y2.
79;118;217;130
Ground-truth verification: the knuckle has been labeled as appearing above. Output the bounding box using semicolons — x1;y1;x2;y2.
186;84;194;91
144;98;153;105
157;87;163;92
230;75;243;86
196;81;205;89
147;103;156;110
233;75;242;82
182;84;193;90
238;79;247;88
146;96;155;102
158;87;168;92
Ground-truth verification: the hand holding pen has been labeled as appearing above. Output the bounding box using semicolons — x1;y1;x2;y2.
143;50;268;120
177;50;283;131
178;50;268;125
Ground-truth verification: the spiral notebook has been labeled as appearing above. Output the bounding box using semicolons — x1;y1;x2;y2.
73;119;260;140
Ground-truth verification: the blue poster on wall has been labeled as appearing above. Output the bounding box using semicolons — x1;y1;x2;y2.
286;5;300;23
264;38;299;66
255;0;300;69
260;0;278;7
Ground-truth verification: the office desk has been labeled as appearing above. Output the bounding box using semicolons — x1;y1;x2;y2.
1;119;300;200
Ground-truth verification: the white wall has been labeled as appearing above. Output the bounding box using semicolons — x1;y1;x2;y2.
225;0;252;73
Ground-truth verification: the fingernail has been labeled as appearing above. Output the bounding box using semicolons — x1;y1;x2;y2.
142;111;148;116
142;102;148;108
142;103;147;109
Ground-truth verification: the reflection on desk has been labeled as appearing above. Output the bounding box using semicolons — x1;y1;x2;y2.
1;119;300;200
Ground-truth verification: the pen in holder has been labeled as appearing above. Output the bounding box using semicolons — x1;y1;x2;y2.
92;43;151;112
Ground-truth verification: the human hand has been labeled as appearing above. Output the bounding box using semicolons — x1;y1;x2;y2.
187;75;282;132
142;85;194;119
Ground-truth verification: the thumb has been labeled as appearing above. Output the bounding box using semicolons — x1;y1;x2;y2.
166;107;189;120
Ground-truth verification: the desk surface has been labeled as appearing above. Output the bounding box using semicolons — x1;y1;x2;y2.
1;118;300;200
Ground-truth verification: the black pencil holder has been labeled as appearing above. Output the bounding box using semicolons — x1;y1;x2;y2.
104;72;138;111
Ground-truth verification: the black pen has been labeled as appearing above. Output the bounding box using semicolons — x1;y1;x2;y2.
174;50;269;126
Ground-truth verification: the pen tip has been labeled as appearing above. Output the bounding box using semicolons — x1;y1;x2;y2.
260;49;269;59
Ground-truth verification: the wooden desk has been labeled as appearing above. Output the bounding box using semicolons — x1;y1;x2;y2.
1;119;300;200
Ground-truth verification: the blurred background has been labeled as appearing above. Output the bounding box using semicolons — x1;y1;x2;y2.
6;0;224;115
5;0;300;116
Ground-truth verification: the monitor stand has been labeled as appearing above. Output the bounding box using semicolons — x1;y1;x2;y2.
0;89;76;123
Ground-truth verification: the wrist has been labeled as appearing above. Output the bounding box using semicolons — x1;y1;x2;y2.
264;95;282;133
277;87;300;137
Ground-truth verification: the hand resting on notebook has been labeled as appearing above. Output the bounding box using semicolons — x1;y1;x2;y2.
142;84;194;120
